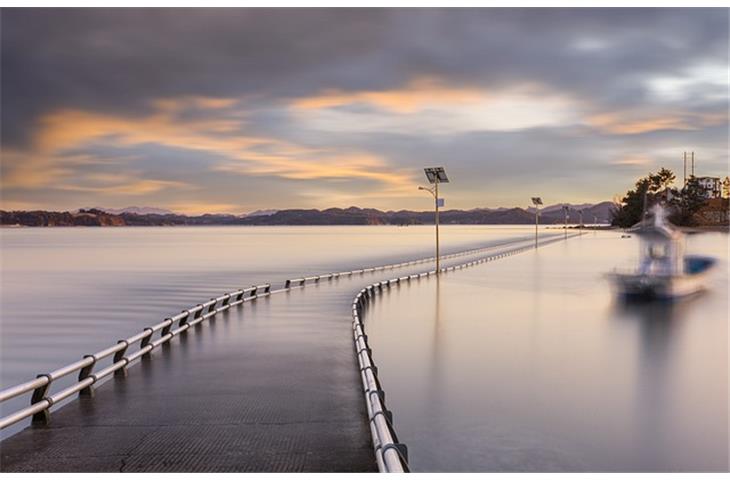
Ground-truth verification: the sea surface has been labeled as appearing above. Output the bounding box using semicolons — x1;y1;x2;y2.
0;225;532;387
0;226;727;471
365;229;729;471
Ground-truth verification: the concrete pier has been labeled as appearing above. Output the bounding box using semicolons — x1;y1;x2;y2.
0;236;553;472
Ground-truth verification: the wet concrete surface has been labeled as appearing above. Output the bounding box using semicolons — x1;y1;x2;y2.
0;236;547;472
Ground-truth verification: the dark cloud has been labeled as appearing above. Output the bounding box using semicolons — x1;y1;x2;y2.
2;8;727;146
1;8;727;212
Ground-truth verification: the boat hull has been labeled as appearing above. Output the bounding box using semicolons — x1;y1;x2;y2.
608;256;716;300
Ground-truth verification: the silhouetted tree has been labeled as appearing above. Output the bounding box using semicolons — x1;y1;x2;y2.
611;168;679;228
669;177;706;226
650;168;676;191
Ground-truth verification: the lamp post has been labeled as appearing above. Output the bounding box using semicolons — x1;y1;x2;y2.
420;167;449;272
531;197;543;247
578;209;583;234
562;205;569;239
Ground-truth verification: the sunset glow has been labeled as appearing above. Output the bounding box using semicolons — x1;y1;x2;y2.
1;9;727;214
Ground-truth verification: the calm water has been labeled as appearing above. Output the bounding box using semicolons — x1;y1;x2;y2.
365;230;729;471
1;226;727;471
0;225;534;388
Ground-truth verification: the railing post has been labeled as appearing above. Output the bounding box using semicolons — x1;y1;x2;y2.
161;318;173;336
140;327;154;358
113;340;129;377
250;286;258;298
265;284;271;294
30;374;51;426
285;279;291;289
78;355;97;397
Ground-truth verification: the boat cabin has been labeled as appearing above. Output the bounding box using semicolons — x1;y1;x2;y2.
631;205;685;276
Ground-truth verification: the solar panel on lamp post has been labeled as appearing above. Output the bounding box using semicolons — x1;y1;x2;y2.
531;197;543;247
420;167;449;272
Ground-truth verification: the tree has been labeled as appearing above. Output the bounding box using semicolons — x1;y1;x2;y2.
670;176;706;226
611;168;679;228
649;168;676;192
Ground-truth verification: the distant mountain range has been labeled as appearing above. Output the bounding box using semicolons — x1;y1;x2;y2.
1;202;615;227
86;206;176;215
88;206;279;217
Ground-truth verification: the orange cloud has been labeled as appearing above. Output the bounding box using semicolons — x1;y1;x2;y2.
216;151;416;196
290;77;485;113
165;203;241;215
34;108;258;155
4;98;415;197
611;155;653;166
587;111;726;135
587;113;694;134
152;96;239;112
57;178;191;195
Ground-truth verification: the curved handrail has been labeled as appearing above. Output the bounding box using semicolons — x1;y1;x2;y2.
350;233;577;472
0;234;566;438
0;284;271;430
1;239;536;431
0;238;527;431
283;235;538;288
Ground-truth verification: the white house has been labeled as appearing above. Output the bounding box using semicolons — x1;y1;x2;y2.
694;176;722;199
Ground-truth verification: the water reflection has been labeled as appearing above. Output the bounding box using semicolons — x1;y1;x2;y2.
426;278;446;436
613;297;696;470
367;231;728;471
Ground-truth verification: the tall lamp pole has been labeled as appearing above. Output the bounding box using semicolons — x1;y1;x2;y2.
531;197;543;247
420;167;449;272
578;209;583;234
562;205;569;240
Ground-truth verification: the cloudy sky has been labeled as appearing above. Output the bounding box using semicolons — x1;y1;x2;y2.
1;8;727;214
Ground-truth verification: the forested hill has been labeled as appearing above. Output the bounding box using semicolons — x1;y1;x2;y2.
1;203;615;227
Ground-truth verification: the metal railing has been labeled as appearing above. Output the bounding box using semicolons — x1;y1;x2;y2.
0;284;271;430
0;240;519;432
0;233;572;455
351;234;577;472
282;236;539;290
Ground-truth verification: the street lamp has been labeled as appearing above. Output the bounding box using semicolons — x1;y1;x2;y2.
578;209;584;234
531;197;543;247
420;167;449;272
562;204;569;239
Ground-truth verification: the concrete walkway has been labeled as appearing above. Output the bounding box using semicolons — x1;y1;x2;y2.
0;236;549;472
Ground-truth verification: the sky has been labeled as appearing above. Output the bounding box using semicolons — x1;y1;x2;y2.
1;8;728;215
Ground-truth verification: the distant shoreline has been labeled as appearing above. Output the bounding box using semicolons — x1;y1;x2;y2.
0;223;619;229
1;204;616;228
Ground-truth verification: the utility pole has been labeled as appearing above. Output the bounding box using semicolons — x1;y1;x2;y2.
435;180;440;270
420;167;449;272
683;151;687;187
691;151;695;177
531;197;543;247
578;209;583;234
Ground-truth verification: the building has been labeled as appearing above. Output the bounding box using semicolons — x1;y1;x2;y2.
694;176;722;199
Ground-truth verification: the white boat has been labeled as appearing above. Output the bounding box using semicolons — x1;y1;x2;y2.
608;205;716;300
